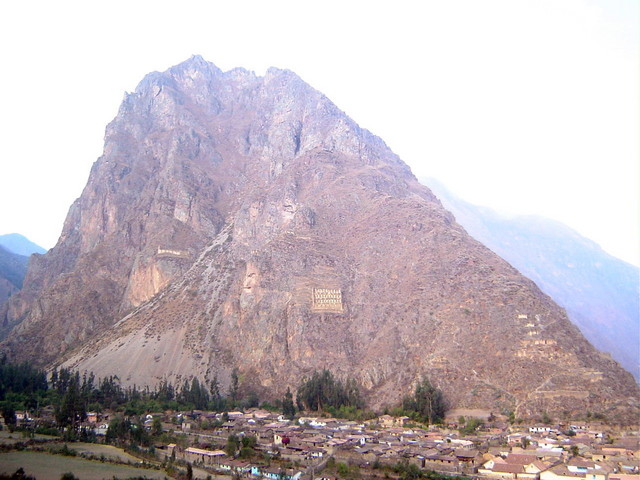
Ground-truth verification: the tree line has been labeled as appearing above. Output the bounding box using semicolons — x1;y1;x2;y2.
1;354;447;434
295;369;363;412
294;370;447;424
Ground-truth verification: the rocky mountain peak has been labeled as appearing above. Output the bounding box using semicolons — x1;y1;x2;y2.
2;57;638;421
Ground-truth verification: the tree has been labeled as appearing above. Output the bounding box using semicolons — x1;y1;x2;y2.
209;376;223;410
226;434;240;457
2;467;36;480
400;463;422;480
282;387;296;419
402;377;446;424
106;415;131;444
229;369;239;404
55;373;86;431
0;402;16;429
461;417;483;435
241;435;257;449
156;379;175;403
242;390;259;409
152;416;163;436
296;370;362;411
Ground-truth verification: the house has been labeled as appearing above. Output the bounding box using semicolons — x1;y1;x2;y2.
610;475;640;480
540;459;610;480
510;434;531;446
377;415;409;428
482;462;527;479
591;451;613;462
15;411;32;425
507;454;540;465
184;447;226;466
603;446;635;457
218;459;252;474
424;454;460;473
306;447;327;459
537;448;565;462
540;464;608;480
521;460;551;480
455;449;483;467
94;423;109;436
482;455;508;470
260;466;302;480
298;417;327;428
531;427;554;434
478;451;553;480
86;412;98;424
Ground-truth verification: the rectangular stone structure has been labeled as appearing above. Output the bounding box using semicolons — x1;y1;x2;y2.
311;287;343;313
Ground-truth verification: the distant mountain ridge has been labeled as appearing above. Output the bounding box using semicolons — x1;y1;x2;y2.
421;177;640;382
0;233;47;256
0;233;42;332
0;246;29;322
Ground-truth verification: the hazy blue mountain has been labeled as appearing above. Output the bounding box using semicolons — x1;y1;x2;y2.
422;177;640;382
0;245;29;316
0;245;28;289
0;233;47;256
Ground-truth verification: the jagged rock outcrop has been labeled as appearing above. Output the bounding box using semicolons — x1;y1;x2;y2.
3;56;638;420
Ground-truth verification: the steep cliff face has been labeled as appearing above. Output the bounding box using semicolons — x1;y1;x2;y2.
3;56;638;419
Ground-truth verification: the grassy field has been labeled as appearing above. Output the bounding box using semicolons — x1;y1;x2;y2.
0;451;169;480
0;431;58;445
65;442;142;463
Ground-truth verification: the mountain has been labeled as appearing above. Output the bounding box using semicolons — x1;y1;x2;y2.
0;233;47;256
0;235;44;334
2;56;638;420
0;245;29;312
420;178;640;382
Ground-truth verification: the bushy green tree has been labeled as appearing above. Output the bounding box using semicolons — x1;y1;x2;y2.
460;417;483;435
55;372;86;431
226;434;240;457
282;387;296;419
152;416;163;436
402;377;446;424
229;369;239;403
0;402;16;429
178;377;210;409
106;415;131;444
296;370;363;411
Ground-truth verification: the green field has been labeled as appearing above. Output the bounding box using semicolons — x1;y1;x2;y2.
0;431;58;445
0;451;169;480
66;442;142;463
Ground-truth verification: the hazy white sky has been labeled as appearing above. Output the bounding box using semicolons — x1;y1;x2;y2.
1;0;638;266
